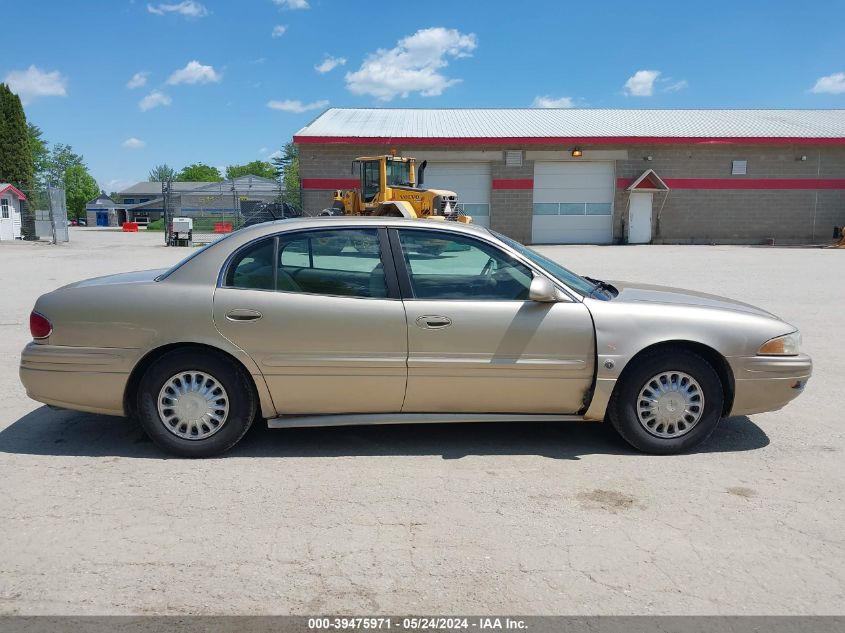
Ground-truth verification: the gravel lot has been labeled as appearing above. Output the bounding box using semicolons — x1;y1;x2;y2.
0;228;843;615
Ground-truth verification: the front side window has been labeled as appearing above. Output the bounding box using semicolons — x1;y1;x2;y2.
398;230;533;301
0;198;9;219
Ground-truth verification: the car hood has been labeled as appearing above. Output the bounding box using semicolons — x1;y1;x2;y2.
608;280;777;318
61;268;167;290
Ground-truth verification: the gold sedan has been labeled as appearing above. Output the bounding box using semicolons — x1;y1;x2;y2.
20;218;811;457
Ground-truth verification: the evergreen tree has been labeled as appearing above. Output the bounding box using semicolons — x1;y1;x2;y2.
0;83;33;191
270;142;300;206
0;83;36;238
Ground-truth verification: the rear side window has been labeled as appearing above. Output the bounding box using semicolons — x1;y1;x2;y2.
225;238;275;290
278;229;386;298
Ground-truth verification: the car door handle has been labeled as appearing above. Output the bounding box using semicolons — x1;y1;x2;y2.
226;309;262;322
415;315;452;329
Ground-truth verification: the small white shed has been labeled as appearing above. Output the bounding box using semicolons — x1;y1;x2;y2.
0;183;25;241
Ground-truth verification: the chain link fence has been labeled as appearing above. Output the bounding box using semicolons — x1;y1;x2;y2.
158;178;296;246
15;186;69;243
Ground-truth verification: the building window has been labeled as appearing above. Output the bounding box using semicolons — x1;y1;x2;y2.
123;198;135;204
0;198;9;219
139;198;150;203
731;160;747;175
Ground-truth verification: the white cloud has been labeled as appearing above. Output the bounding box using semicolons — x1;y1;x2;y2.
624;69;661;96
345;27;477;101
147;1;208;17
267;99;329;113
532;95;574;108
4;66;67;105
166;60;222;85
315;55;346;73
126;71;149;89
122;137;146;149
273;0;309;9
811;72;845;94
268;149;283;160
663;79;688;93
139;90;172;111
271;24;288;37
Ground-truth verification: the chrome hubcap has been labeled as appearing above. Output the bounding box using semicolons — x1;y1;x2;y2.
636;371;704;439
157;371;230;440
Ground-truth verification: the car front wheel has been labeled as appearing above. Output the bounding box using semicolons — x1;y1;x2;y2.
607;348;724;454
136;349;257;457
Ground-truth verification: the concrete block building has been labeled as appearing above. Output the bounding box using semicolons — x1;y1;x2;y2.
294;109;845;245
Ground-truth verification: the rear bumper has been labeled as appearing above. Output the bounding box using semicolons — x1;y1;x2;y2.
19;343;139;416
728;353;812;416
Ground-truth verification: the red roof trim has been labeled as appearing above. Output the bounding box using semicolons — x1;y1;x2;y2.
617;177;845;190
294;135;845;146
0;184;27;200
492;178;534;190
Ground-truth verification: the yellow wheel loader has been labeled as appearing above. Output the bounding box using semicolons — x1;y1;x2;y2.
320;155;471;224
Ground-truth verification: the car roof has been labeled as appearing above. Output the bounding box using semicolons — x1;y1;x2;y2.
233;216;494;239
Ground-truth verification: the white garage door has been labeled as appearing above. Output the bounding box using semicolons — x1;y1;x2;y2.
532;162;614;244
422;162;491;228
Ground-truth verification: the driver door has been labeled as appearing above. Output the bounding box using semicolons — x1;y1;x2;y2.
391;228;595;414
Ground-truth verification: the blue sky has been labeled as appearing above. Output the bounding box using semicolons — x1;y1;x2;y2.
3;0;845;192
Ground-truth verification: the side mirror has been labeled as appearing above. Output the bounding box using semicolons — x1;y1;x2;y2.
529;275;559;302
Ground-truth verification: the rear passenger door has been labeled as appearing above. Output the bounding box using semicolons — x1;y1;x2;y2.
213;227;408;415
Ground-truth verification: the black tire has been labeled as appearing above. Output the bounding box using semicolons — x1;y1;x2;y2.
136;349;257;458
607;347;724;454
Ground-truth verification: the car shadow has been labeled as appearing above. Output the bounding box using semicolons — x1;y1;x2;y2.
0;406;769;460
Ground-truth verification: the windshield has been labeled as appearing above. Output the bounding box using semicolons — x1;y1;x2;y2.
492;231;599;297
386;159;412;187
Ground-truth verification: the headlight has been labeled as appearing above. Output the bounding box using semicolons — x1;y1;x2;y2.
758;331;801;356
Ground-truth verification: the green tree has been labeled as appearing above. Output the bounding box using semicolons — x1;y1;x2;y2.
271;142;300;205
64;164;100;220
148;163;175;182
46;143;84;186
0;83;34;192
175;162;222;182
27;123;50;189
225;160;276;180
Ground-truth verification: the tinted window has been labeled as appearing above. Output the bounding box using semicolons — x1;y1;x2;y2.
398;230;532;301
278;229;387;298
225;238;275;290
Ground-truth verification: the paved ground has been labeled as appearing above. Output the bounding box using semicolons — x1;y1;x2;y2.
0;228;843;615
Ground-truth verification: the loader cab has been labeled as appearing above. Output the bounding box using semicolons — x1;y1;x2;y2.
356;156;416;203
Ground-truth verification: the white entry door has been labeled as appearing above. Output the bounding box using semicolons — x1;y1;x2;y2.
532;162;614;244
628;192;653;244
0;198;14;241
423;162;492;228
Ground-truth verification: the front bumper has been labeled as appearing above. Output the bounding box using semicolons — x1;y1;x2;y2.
728;353;812;416
19;343;140;416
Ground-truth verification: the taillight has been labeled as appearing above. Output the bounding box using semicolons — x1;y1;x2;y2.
30;311;52;339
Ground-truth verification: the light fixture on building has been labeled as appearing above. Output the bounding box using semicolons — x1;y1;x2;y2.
571;147;583;158
389;148;397;156
644;155;653;161
799;155;807;161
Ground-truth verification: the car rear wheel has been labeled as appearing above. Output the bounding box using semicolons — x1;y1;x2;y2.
607;348;724;454
136;349;256;457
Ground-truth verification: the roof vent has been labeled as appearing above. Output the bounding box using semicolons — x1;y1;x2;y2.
731;160;747;175
505;150;523;167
